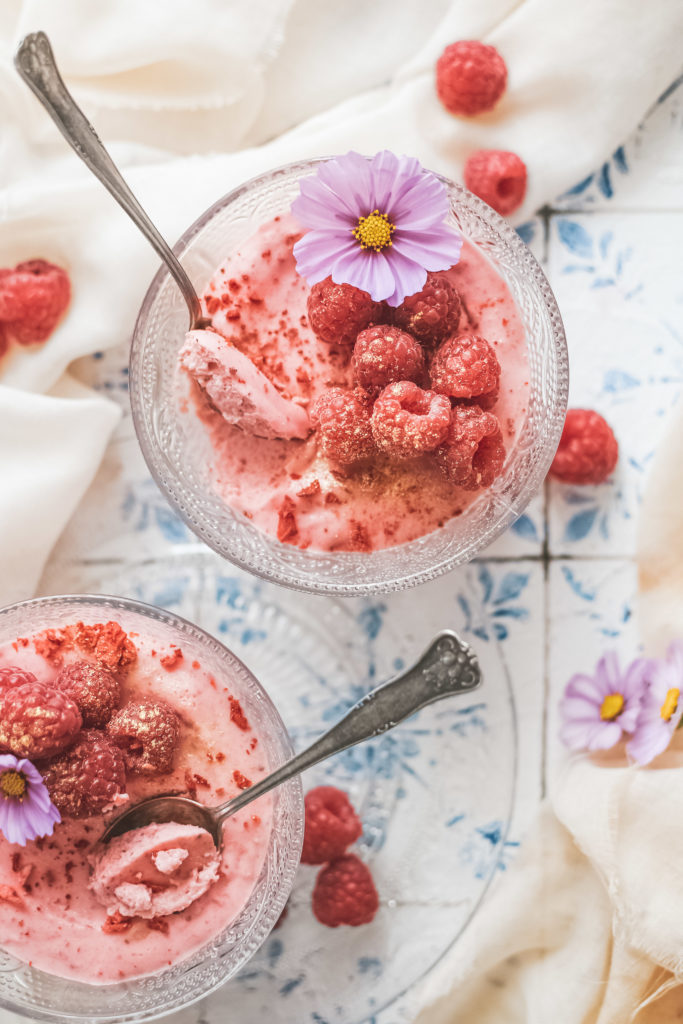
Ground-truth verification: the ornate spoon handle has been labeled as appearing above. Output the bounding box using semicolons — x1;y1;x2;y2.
14;31;205;328
215;630;481;825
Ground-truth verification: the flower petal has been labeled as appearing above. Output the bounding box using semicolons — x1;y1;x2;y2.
318;152;374;216
627;721;672;765
586;720;622;751
292;175;355;230
377;248;428;306
562;673;603;705
392;229;463;273
293;230;355;285
391;174;451;228
331;248;395;302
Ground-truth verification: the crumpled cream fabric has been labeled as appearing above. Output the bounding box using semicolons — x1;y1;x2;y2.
411;750;683;1024
0;0;681;606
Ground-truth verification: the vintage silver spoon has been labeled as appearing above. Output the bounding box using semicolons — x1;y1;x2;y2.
102;630;482;849
14;31;209;330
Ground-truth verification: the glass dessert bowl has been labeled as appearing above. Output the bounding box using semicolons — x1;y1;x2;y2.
130;157;568;596
0;594;302;1023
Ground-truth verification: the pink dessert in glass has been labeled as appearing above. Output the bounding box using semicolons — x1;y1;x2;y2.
178;153;529;554
0;621;270;984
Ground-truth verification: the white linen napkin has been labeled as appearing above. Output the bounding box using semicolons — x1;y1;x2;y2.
0;0;681;601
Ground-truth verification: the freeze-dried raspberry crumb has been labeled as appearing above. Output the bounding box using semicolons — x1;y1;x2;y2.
233;770;252;790
0;666;38;695
297;479;321;497
159;648;183;671
436;40;507;116
430;333;501;405
106;700;181;775
353;324;424;391
147;916;169;934
33;621;137;671
436;405;505;490
392;273;462;347
0;884;24;907
54;660;121;729
42;730;126;819
0;680;81;760
548;409;618;485
102;911;134;934
307;277;382;346
311;387;376;464
277;496;299;544
301;786;363;865
229;697;250;731
464;150;527;217
0;260;71;345
312;854;379;927
371;381;451;459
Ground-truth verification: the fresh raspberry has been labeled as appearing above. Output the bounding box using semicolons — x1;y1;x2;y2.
311;387;376;464
0;260;71;345
0;681;81;760
0;666;38;696
54;660;121;729
464;150;527;217
301;786;363;865
436;40;507;116
307;277;382;346
106;700;181;775
41;730;126;819
353;324;424;391
392;273;462;347
312;854;379;927
430;333;501;405
436;405;505;490
371;382;451;459
548;409;618;485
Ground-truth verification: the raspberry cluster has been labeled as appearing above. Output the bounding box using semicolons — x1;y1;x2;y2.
307;275;507;493
0;259;70;353
295;785;379;929
0;627;183;820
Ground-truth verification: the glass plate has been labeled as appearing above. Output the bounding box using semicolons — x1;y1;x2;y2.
76;553;517;1024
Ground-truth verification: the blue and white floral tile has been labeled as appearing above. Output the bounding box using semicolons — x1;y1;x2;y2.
554;75;683;212
545;212;683;557
515;215;546;265
545;558;639;790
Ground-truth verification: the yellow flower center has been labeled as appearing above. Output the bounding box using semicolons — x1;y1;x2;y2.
0;770;26;800
660;687;680;721
600;693;625;721
353;209;395;252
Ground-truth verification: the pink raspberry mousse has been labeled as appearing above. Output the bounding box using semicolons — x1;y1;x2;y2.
180;329;311;441
89;822;220;919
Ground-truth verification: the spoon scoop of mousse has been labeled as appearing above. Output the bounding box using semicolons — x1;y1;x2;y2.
180;329;312;441
89;821;220;919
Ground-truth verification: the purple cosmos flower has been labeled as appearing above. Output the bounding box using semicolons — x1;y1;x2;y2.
0;754;60;846
627;641;683;765
559;652;650;752
292;151;463;306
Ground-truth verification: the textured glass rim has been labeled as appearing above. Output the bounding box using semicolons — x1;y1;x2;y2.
130;158;569;596
0;593;303;1024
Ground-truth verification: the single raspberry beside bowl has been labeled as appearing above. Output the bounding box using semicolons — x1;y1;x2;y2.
307;277;383;346
0;680;82;760
353;324;424;391
548;409;618;485
464;150;527;217
436;405;505;490
436;40;507;116
54;660;122;729
0;666;38;696
311;387;376;464
371;381;451;459
312;854;379;927
392;273;462;347
0;259;71;345
430;333;501;405
301;786;363;865
41;730;126;818
106;699;181;775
